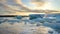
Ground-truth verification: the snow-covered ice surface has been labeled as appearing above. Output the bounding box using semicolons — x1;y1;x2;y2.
0;17;60;34
0;23;59;34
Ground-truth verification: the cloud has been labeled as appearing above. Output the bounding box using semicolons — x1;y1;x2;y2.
31;0;47;6
15;0;31;11
0;0;31;12
0;0;21;11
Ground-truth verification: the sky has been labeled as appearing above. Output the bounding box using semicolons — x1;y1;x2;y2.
22;0;60;10
0;0;60;11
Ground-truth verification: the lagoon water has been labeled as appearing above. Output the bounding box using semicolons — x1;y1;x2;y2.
0;14;60;34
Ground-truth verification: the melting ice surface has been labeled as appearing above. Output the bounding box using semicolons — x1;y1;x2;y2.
0;14;60;34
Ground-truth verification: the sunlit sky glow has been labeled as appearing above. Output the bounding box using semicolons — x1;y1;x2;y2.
22;0;60;10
